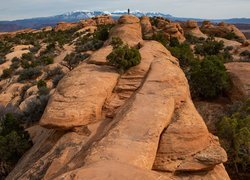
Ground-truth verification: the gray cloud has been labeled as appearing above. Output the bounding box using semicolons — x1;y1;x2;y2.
0;0;250;20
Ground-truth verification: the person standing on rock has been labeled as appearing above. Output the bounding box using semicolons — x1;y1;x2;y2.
128;9;130;15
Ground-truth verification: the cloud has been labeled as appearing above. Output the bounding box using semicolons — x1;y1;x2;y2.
1;0;250;20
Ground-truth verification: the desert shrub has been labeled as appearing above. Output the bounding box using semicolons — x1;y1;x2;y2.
37;80;46;89
195;37;224;56
44;66;64;80
52;74;64;87
107;38;141;72
29;43;41;53
224;31;238;40
94;24;114;41
21;95;49;124
0;111;32;178
0;41;13;56
240;50;250;58
19;85;31;102
185;33;205;44
39;55;54;65
18;67;42;82
151;32;169;47
169;36;180;47
222;49;233;62
21;52;34;61
110;36;123;48
216;99;250;179
61;53;89;70
189;55;229;99
224;46;234;51
0;57;6;65
0;68;13;79
38;86;49;96
76;39;103;52
169;43;195;68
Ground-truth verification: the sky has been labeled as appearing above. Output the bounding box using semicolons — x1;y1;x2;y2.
0;0;250;21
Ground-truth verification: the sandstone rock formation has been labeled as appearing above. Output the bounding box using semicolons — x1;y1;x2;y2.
225;62;250;101
54;22;80;32
107;15;143;47
80;15;115;27
182;20;207;38
7;15;229;180
201;21;246;41
140;16;153;38
152;17;186;43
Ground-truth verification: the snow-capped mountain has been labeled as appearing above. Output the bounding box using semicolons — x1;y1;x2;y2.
0;10;250;32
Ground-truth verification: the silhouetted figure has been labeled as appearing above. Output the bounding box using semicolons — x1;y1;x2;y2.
128;9;130;15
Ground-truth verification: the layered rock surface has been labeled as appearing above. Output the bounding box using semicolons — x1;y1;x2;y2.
225;62;250;101
201;21;246;41
152;17;186;43
7;15;229;180
182;20;207;38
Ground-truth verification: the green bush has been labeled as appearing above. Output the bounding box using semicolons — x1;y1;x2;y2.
110;37;123;49
39;55;54;65
169;36;180;47
44;66;64;80
18;67;42;82
37;80;47;89
216;99;250;179
38;86;49;96
189;55;229;98
224;31;238;40
0;57;6;65
0;113;32;177
185;33;205;44
20;95;49;124
240;50;250;58
107;39;141;72
21;52;34;61
195;37;224;56
169;43;195;68
151;32;169;47
0;68;13;79
76;39;103;52
94;24;114;41
52;74;64;87
61;53;89;70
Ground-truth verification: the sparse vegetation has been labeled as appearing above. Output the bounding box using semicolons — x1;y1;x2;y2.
61;53;89;70
0;68;13;79
18;67;42;82
189;55;230;98
217;99;250;179
107;37;141;72
0;105;32;178
195;37;224;56
0;56;6;65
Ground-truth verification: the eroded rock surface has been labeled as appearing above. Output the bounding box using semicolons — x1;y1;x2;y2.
7;15;229;180
225;62;250;101
201;21;246;41
182;20;207;38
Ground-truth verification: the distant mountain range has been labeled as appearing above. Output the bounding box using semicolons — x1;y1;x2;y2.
1;10;250;32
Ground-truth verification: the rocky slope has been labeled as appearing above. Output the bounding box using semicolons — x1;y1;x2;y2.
6;15;230;180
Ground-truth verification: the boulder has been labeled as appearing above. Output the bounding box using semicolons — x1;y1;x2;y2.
182;20;207;38
108;15;142;47
40;63;119;129
225;62;250;101
140;16;153;38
